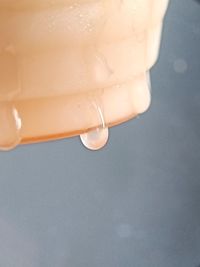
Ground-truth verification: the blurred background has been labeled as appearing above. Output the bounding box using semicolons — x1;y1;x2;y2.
0;0;200;266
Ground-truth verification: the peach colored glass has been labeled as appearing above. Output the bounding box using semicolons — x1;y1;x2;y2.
0;0;169;150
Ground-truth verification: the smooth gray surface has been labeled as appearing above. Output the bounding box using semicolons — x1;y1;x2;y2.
0;1;200;266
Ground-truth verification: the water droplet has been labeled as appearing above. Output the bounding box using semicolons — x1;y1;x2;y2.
80;97;109;150
0;102;22;151
80;127;109;151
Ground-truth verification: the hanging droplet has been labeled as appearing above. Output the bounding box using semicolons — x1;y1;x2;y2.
0;102;22;151
80;127;109;151
80;96;109;150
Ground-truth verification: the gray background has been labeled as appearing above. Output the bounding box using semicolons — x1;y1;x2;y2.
0;0;200;266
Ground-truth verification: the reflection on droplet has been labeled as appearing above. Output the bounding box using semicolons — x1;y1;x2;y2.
80;126;109;150
0;102;22;151
80;97;109;150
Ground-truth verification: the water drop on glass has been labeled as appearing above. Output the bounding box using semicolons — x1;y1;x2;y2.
80;127;109;151
0;102;22;151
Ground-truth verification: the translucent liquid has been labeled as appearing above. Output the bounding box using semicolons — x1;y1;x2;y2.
0;0;169;150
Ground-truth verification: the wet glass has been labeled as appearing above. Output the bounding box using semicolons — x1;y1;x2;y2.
0;0;170;150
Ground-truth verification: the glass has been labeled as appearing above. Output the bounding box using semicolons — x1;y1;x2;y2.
0;0;169;150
